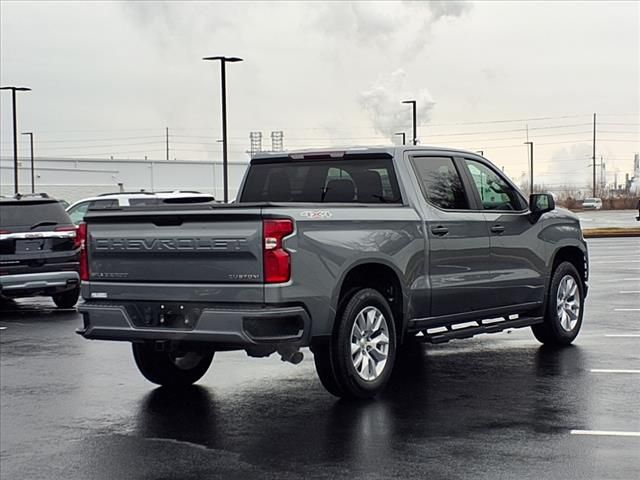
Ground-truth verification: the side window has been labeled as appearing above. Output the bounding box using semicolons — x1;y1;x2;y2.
412;156;470;210
67;202;89;224
129;198;160;206
89;199;118;210
464;160;524;211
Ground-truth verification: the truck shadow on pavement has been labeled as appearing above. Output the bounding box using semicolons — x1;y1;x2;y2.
131;343;587;473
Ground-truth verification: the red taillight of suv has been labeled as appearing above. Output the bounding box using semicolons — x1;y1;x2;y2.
77;222;89;281
55;225;80;248
263;218;294;283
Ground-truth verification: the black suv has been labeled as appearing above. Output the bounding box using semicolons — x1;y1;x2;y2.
0;194;81;308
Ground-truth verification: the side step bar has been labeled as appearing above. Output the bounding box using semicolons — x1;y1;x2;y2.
421;316;543;344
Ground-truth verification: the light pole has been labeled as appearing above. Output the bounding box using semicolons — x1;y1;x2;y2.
1;86;31;194
21;132;34;193
524;141;534;194
476;150;484;156
402;100;417;145
203;56;243;203
394;132;406;145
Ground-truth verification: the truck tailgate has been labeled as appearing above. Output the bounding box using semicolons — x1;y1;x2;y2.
87;209;264;284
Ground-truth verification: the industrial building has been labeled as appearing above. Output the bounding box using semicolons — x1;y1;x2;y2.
0;157;249;203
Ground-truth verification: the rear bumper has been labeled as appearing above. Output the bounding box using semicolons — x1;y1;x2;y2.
0;271;79;296
77;302;312;348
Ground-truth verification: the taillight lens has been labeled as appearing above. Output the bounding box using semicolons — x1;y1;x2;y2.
263;218;294;283
55;225;79;248
77;222;89;281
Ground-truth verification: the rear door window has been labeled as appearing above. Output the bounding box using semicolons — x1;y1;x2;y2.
411;156;470;210
240;158;402;204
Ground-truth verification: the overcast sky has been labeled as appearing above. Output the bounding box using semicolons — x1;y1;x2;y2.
1;0;638;191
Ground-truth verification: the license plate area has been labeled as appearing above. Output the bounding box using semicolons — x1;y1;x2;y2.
125;302;204;330
16;239;45;252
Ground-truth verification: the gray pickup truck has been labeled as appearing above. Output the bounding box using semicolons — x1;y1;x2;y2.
77;146;588;399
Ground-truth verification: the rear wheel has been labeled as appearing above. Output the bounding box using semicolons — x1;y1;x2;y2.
52;286;80;308
313;288;396;399
532;261;584;346
132;342;214;388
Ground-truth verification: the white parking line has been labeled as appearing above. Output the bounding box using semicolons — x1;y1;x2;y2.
590;255;640;259
605;334;640;338
614;308;640;312
0;327;6;330
570;430;640;437
591;260;640;264
590;369;640;374
598;280;640;285
620;291;640;294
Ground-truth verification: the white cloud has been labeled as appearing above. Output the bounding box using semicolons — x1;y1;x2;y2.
313;1;471;55
359;69;436;140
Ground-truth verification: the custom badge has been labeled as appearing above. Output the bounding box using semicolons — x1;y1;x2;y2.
300;210;333;219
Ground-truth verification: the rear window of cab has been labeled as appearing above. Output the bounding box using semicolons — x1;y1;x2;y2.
240;158;402;204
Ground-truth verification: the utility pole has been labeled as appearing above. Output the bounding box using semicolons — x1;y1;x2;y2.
592;113;597;197
0;86;31;194
394;132;406;145
402;100;417;145
21;132;34;193
165;127;169;161
203;56;243;202
524;141;534;194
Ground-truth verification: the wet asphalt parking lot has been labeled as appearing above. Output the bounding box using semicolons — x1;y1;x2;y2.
1;237;639;480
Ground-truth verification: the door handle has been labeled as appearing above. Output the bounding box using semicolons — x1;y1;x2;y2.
430;225;449;236
490;225;505;234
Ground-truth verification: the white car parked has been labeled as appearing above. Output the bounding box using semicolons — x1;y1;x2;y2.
581;197;603;210
66;191;215;224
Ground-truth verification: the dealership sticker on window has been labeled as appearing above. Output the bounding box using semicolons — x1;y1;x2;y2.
300;210;332;219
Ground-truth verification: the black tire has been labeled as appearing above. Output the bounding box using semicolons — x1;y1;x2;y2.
313;288;397;399
52;286;80;308
532;261;584;346
132;342;214;388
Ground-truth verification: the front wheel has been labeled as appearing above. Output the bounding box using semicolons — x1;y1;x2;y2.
314;288;397;399
132;343;214;388
532;261;585;346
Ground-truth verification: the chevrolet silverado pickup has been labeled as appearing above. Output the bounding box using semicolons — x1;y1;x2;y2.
77;147;589;399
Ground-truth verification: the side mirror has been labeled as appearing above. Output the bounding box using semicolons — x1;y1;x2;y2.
529;193;555;216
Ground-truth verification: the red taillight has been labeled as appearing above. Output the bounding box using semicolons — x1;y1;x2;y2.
77;222;89;281
263;218;294;284
56;225;79;247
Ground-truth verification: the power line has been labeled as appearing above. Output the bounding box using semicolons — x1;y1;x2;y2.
0;135;164;144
